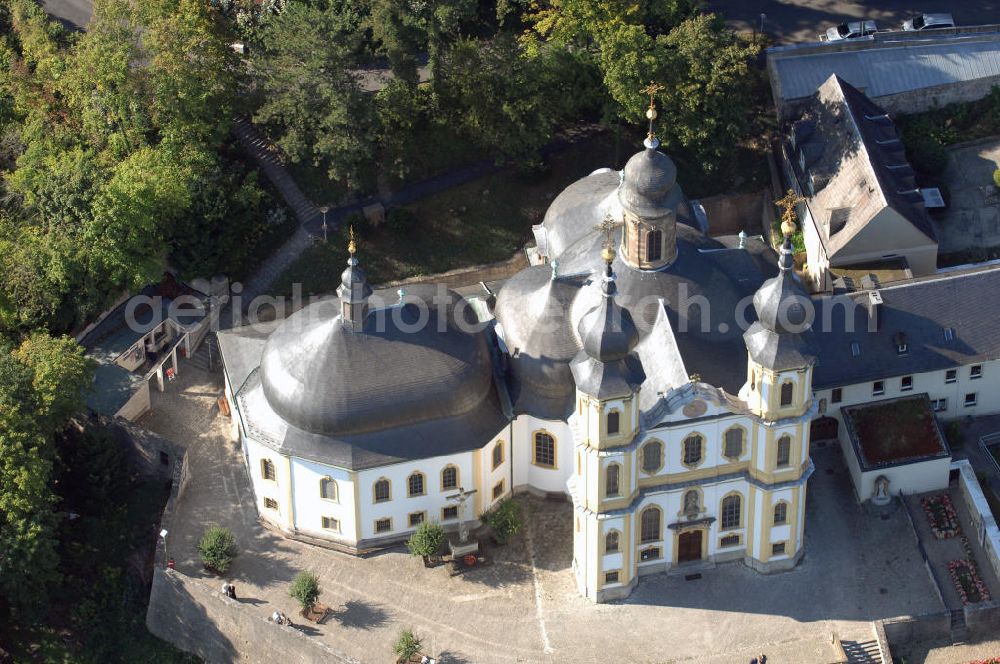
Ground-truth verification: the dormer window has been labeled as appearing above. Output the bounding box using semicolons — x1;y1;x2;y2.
851;341;861;358
944;327;954;341
897;342;908;355
894;332;907;355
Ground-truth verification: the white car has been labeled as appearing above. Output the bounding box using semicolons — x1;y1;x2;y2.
902;13;955;31
822;20;877;41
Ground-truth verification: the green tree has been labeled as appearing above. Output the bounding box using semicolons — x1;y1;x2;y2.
392;628;423;662
0;333;92;619
435;35;553;162
198;525;238;573
85;145;193;290
406;520;445;559
252;0;373;188
288;570;321;612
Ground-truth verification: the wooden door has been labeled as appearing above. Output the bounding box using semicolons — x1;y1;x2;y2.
678;530;702;563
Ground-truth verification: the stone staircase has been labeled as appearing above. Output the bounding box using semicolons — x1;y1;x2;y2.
841;638;883;663
233;117;324;305
951;607;969;641
187;333;220;373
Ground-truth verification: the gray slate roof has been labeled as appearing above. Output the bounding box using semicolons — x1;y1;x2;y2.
791;75;936;258
813;267;1000;388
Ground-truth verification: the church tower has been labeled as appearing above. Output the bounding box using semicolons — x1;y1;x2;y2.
618;85;680;271
742;204;815;422
337;228;372;330
570;243;645;600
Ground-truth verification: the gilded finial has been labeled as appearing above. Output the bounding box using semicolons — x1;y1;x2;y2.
640;81;665;142
348;225;357;255
594;213;624;259
775;189;804;237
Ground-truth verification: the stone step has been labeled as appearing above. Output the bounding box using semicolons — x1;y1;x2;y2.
841;639;882;664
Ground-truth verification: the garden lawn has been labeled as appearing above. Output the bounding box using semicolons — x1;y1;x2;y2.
272;134;619;295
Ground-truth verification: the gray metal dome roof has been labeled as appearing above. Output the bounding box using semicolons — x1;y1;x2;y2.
259;285;497;436
494;265;584;419
618;145;678;218
577;266;639;363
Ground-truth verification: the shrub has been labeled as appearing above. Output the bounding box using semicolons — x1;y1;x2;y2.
393;628;422;662
945;420;964;450
406;520;445;559
993;169;1000;189
198;526;237;573
288;571;321;612
480;498;523;544
386;207;418;233
906;134;949;176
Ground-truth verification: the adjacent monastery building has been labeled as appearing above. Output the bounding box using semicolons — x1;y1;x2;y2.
218;109;996;602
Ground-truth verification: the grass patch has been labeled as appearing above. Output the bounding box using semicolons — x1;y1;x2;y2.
845;398;947;465
272;133;620;295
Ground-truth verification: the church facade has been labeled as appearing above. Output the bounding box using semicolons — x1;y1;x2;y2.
219;119;884;602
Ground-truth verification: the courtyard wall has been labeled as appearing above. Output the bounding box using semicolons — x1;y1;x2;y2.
953;459;1000;583
147;568;358;664
879;611;951;645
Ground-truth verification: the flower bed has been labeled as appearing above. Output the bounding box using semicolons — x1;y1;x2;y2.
948;559;992;605
921;493;961;539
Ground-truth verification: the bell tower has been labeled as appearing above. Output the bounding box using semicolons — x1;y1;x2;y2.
618;83;680;271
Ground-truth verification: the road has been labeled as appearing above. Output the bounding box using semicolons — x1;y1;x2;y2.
707;0;1000;43
39;0;1000;43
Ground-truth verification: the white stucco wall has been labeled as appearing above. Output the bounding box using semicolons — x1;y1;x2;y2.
511;415;573;494
857;457;951;501
291;457;357;543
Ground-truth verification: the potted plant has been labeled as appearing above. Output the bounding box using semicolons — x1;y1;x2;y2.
198;526;237;574
480;498;523;545
392;628;423;663
289;571;324;621
406;520;445;567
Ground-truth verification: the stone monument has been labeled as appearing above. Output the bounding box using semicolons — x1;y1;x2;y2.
446;486;479;557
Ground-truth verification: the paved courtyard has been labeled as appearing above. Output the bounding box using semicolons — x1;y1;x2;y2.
141;368;946;663
934;138;1000;256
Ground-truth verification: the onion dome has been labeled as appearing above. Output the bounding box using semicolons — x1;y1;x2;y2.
570;248;645;399
743;220;815;371
617;137;678;219
578;248;640;362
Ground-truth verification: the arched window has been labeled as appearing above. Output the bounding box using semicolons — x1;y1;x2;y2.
607;410;620;435
492;441;504;469
441;465;458;491
641;441;662;473
721;494;742;529
683;490;700;516
640;506;661;543
605;530;620;552
780;381;794;406
533;432;556;468
407;472;425;497
320;477;338;501
723;427;744;459
645;229;662;262
260;458;276;481
606;463;621;497
373;478;391;503
776;435;792;468
773;502;788;525
683;434;703;466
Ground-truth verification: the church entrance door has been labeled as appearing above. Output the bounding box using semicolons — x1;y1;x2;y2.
678;530;702;564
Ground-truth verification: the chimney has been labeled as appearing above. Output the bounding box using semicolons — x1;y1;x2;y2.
866;290;883;332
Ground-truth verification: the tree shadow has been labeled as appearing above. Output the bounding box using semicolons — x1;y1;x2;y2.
435;651;473;664
331;599;390;630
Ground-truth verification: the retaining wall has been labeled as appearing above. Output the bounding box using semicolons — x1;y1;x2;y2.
147;568;358;664
953;459;1000;582
879;611;951;645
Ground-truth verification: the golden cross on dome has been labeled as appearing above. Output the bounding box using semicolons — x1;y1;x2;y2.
775;189;805;236
640;81;664;139
595;213;623;248
347;225;357;255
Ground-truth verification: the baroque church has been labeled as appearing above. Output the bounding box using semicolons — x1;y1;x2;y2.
218;113;818;602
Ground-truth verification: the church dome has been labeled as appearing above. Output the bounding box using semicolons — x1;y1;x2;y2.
494;264;582;419
577;267;639;363
618;143;678;218
259;286;496;436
